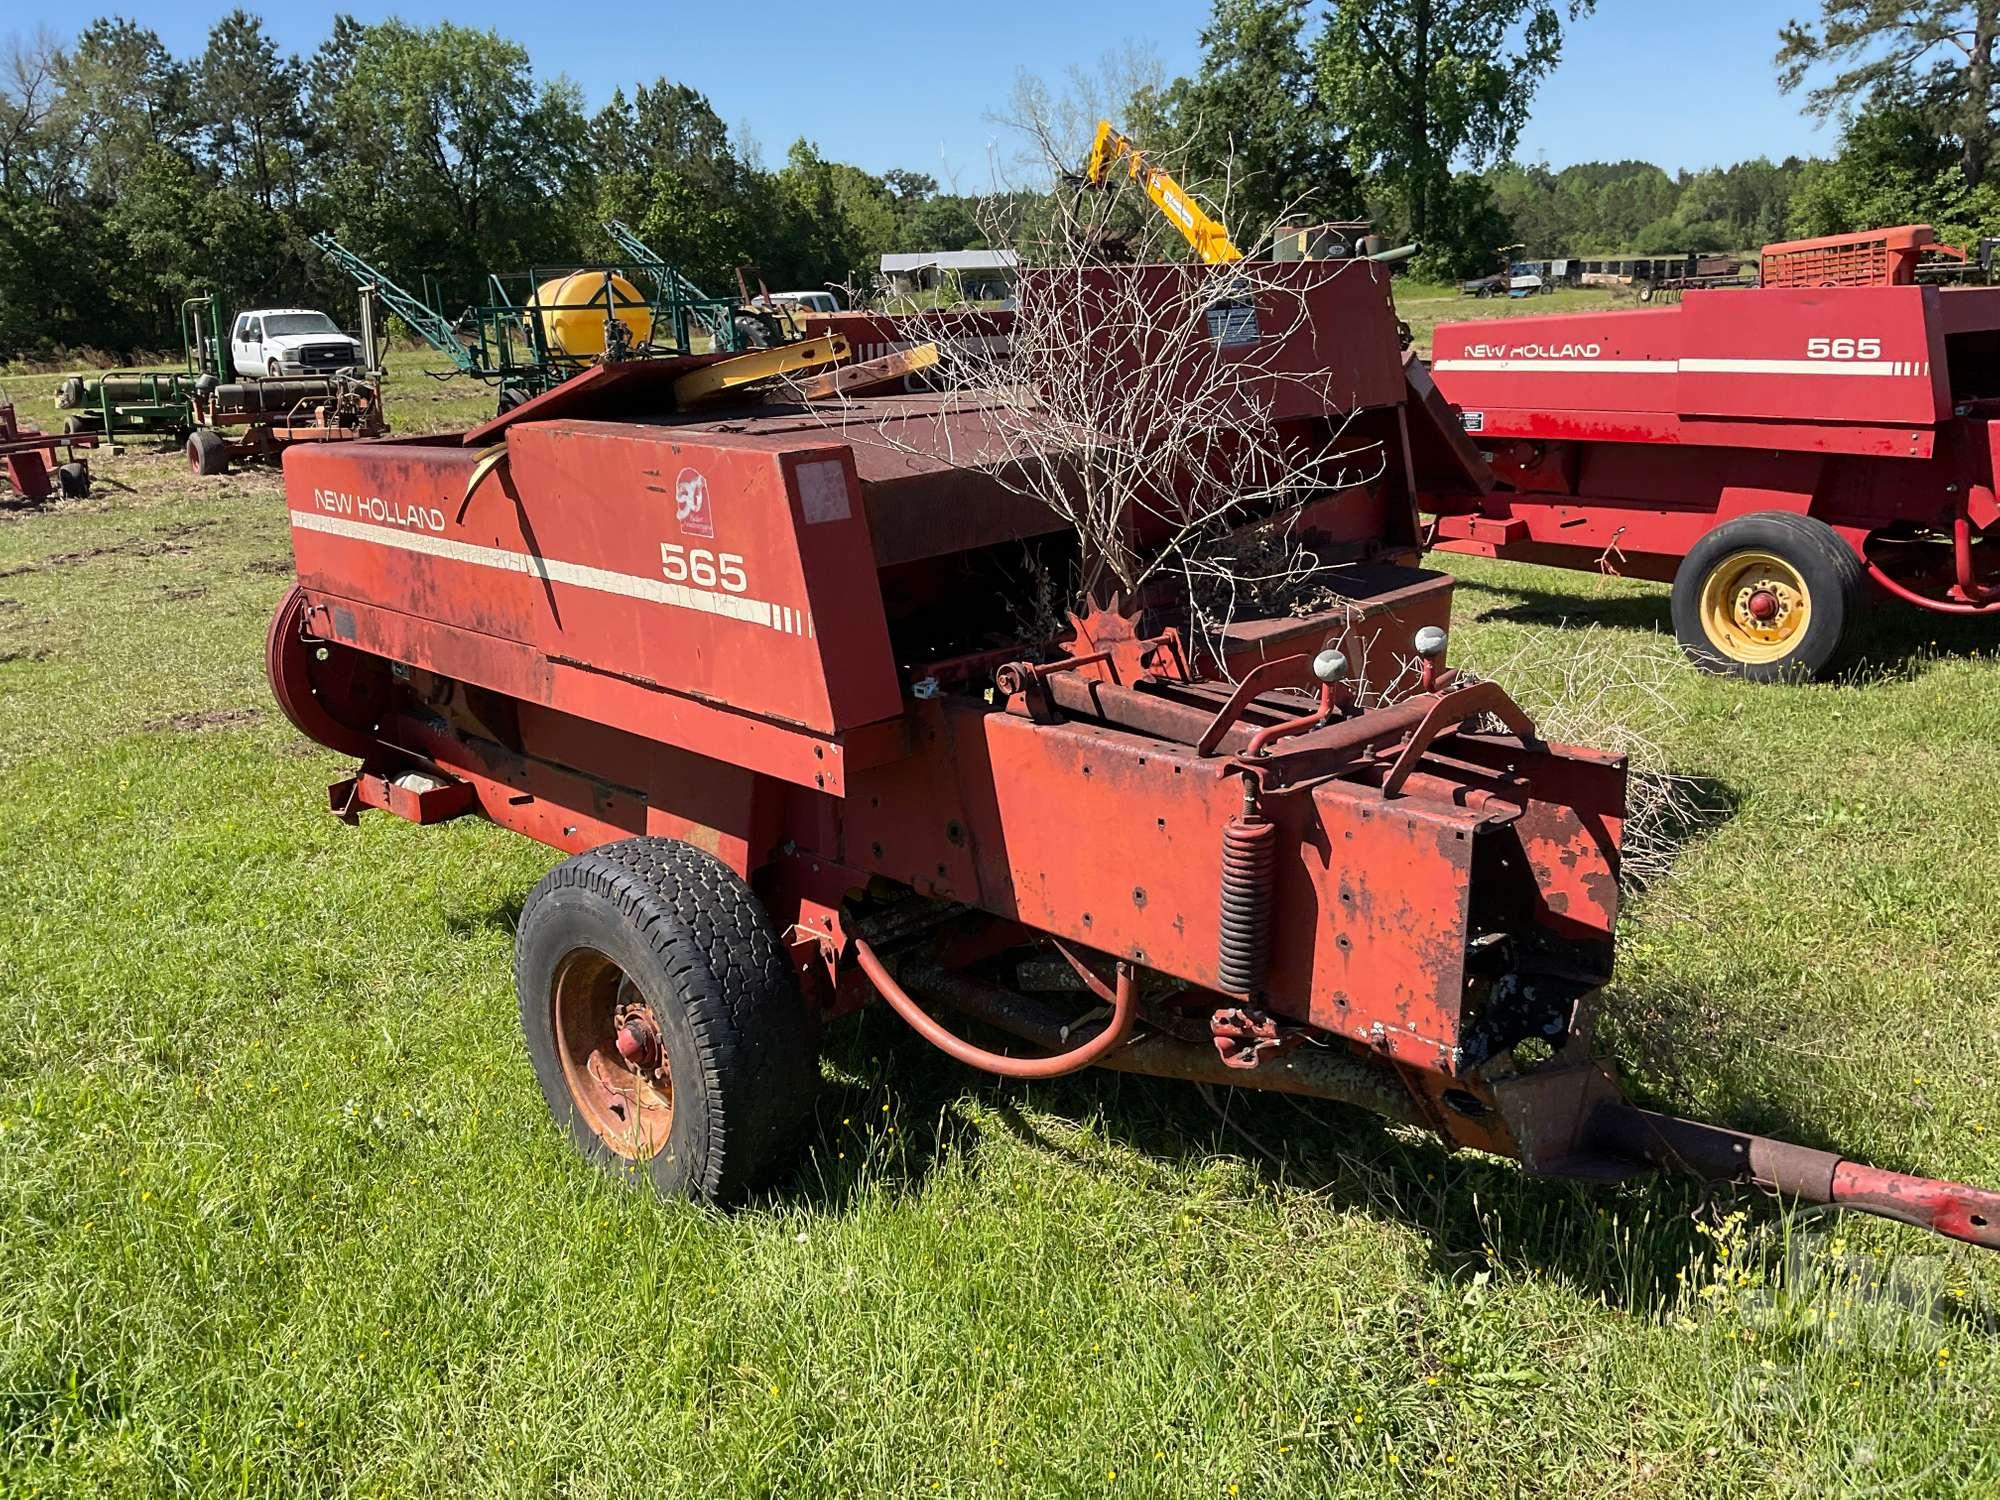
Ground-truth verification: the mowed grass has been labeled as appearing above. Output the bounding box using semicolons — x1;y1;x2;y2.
2;352;1999;1496
1395;280;1637;356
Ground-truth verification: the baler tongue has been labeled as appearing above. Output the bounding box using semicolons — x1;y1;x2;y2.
1587;1103;2000;1251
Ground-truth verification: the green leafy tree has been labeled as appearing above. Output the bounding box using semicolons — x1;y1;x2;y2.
590;79;762;291
1138;0;1358;245
55;21;192;198
196;11;304;209
1779;2;2000;189
1788;98;2000;238
0;29;76;201
765;140;898;290
1317;0;1593;260
320;21;587;290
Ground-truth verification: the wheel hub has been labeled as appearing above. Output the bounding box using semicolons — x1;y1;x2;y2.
1698;549;1812;665
551;955;675;1160
614;1004;663;1073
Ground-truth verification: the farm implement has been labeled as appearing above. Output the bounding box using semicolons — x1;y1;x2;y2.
0;397;94;503
266;253;2000;1252
54;293;384;476
1428;223;2000;679
315;227;773;418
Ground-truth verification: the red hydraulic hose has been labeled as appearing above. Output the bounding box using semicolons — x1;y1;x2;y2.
1862;511;2000;614
1243;681;1336;758
1953;509;2000;605
852;938;1137;1079
1863;558;2000;615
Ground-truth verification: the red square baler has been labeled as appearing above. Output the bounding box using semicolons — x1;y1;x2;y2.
1429;227;2000;680
268;258;2000;1248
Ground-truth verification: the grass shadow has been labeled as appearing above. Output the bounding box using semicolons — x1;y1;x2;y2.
1461;575;1673;634
797;1004;1726;1315
1465;569;2000;682
441;895;525;939
1626;771;1741;896
1839;596;2000;684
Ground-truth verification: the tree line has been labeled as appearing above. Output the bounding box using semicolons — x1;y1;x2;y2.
0;13;989;356
1125;0;2000;275
4;0;1997;357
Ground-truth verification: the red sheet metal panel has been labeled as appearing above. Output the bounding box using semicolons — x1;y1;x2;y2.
1675;286;1945;427
1028;261;1410;422
1431;306;1683;419
1432;287;1949;452
283;420;904;743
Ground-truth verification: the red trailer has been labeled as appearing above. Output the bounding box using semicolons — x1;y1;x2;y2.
0;401;94;503
266;258;2000;1249
1427;226;2000;679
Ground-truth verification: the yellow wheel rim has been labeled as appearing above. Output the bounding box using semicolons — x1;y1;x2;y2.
1697;549;1811;665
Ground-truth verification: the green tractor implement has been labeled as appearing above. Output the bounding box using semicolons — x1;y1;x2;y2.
55;293;386;476
314;231;755;416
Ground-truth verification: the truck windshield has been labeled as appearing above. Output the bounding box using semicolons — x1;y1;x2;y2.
262;313;341;337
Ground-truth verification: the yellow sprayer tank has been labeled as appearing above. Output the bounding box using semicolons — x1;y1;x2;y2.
529;271;654;357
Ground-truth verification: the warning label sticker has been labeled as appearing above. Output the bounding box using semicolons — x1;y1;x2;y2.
797;459;852;524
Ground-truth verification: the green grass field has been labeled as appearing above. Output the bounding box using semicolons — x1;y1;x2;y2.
3;342;1999;1496
1395;280;1632;354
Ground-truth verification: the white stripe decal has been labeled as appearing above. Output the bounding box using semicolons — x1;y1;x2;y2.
291;510;808;636
1432;358;1674;374
1679;357;1923;377
1435;356;1931;378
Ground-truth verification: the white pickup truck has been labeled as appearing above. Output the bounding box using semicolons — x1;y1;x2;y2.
229;308;364;379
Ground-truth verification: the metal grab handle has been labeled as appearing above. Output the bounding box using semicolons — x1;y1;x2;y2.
852;938;1136;1079
1378;681;1537;797
1194;653;1312;757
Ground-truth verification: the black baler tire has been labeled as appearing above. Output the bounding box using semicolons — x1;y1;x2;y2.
1671;511;1864;682
187;428;229;476
57;462;89;499
514;837;817;1204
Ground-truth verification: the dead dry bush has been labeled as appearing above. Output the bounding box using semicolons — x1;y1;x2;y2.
1456;623;1716;895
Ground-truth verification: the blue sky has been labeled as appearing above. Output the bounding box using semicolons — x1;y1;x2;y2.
12;0;1838;183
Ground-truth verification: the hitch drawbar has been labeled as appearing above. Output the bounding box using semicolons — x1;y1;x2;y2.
1591;1105;2000;1251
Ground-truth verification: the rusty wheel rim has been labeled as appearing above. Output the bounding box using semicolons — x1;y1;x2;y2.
551;949;674;1160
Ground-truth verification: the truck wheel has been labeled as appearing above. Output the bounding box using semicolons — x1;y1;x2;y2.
267;359;282;379
186;428;229;476
515;837;818;1203
1672;512;1863;681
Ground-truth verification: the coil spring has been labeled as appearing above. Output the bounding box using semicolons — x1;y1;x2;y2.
1217;810;1277;994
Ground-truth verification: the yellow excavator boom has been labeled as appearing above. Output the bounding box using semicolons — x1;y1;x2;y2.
1080;119;1244;265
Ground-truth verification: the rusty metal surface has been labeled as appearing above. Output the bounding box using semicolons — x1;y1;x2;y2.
260;261;2000;1253
1587;1103;2000;1252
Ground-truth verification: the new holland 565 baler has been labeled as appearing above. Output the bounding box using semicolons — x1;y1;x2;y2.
267;257;2000;1249
1429;225;2000;680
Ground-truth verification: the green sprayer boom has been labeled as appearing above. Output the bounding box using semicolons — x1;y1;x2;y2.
312;232;482;376
601;220;741;350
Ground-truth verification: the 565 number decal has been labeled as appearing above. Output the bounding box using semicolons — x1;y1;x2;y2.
1806;337;1883;360
661;543;748;593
